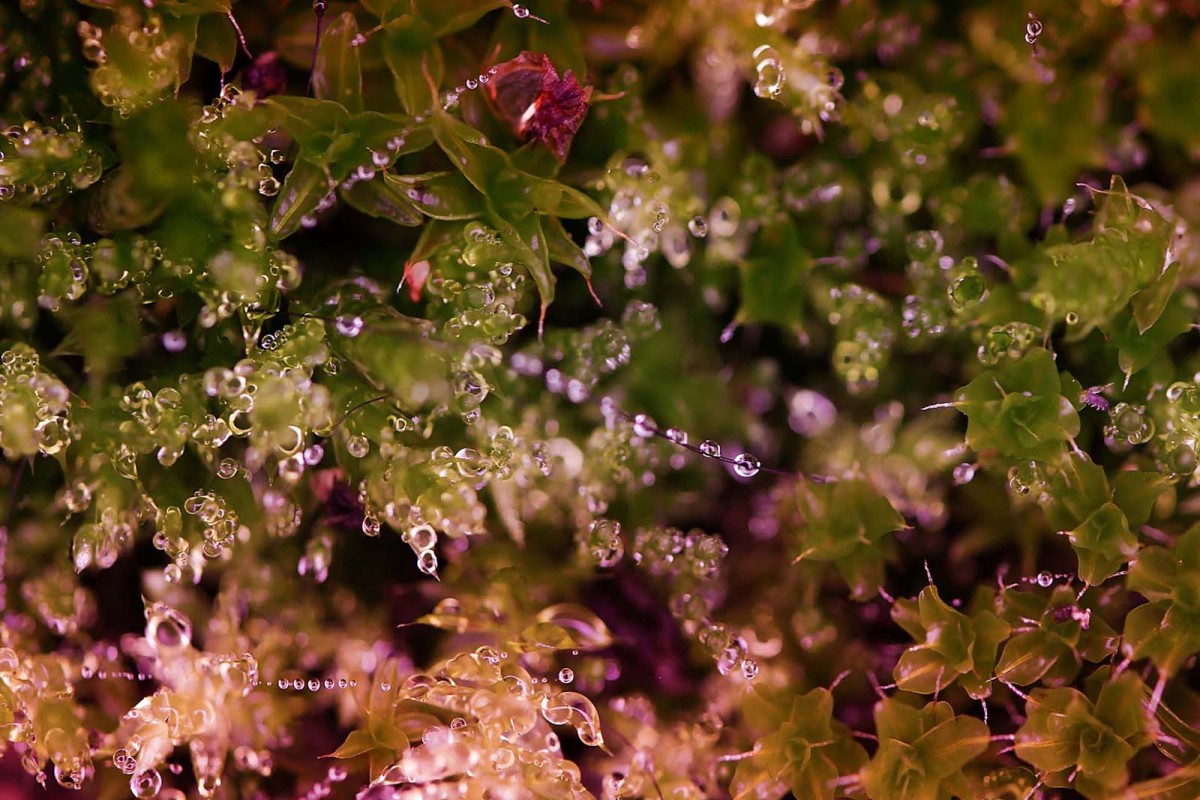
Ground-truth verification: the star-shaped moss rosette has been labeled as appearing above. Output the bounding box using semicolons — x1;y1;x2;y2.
1014;670;1154;799
952;347;1080;464
1042;452;1169;586
859;697;991;800
1022;176;1175;339
786;477;906;601
324;659;413;782
1123;523;1200;676
736;687;867;800
891;585;1010;699
993;585;1118;687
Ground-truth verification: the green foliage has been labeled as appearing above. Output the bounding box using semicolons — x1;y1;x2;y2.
5;0;1200;798
892;586;1010;699
954;347;1080;463
860;697;991;800
1014;670;1154;798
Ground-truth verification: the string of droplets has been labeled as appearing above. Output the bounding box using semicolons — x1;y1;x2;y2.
312;295;819;486
439;66;501;112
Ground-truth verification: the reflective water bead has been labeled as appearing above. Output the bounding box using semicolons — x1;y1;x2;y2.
162;330;187;352
631;414;656;438
698;440;721;458
664;427;688;445
751;45;785;100
417;549;438;577
334;315;363;337
732;453;761;478
558;668;574;684
130;769;161;799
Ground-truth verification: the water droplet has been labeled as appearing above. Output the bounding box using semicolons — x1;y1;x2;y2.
1025;13;1044;45
417;549;438;577
687;215;709;238
631;414;656;438
130;769;161;799
335;315;363;337
162;330;187;352
347;436;370;458
1036;571;1054;588
558;668;574;684
752;45;785;100
732;453;761;478
699;440;721;458
952;463;976;484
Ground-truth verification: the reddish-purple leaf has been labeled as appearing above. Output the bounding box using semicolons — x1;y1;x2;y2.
485;51;592;162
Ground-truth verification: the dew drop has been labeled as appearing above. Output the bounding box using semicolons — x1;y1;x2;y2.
130;769;162;799
347;436;369;458
732;453;761;478
335;315;363;337
664;427;688;445
162;330;187;352
699;440;721;458
631;413;656;438
558;668;574;684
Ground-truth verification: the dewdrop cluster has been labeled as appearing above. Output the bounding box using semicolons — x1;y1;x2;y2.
0;119;103;202
0;344;73;459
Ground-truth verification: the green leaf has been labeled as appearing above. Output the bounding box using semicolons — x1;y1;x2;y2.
791;478;903;600
487;201;553;329
542;216;594;287
737;221;808;332
524;174;607;219
271;159;331;239
1112;470;1169;527
326;728;375;759
916;714;991;778
415;0;508;37
266;97;352;163
340;176;422;226
1131;260;1180;334
995;629;1070;686
381;34;441;114
348;111;433;159
195;12;238;74
384;172;482;220
862;699;988;800
0;206;46;258
312;12;364;113
955;348;1080;462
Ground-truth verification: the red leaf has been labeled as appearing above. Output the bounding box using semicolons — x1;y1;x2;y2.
485;51;592;162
